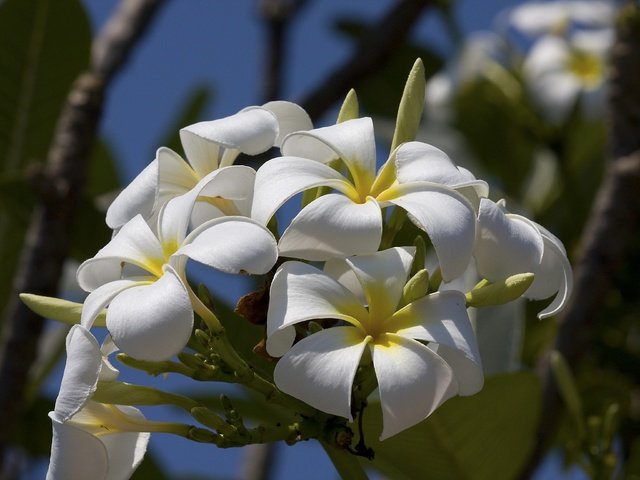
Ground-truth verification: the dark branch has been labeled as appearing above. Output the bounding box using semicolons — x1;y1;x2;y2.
0;0;166;470
522;3;640;477
298;0;433;121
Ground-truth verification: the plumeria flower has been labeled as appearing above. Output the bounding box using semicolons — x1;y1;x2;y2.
47;325;149;480
506;0;614;36
106;101;312;230
475;198;573;319
266;247;483;440
78;180;278;361
252;118;487;281
523;29;612;123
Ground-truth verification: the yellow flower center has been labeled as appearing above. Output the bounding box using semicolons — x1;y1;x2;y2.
567;50;603;88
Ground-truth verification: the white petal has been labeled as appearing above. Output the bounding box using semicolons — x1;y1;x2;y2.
372;334;457;440
262;101;313;147
47;418;108;480
273;326;368;420
266;261;368;357
384;183;476;281
391;290;483;395
323;257;366;303
394;142;483;191
532;234;574;319
81;279;143;329
178;217;277;274
156;147;198;196
180;108;278;176
281;118;377;178
251;156;355;225
106;160;158;230
99;335;120;382
100;409;150;480
278;194;382;261
508;2;568;34
54;326;102;422
345;247;415;322
475;199;544;281
106;267;193;361
77;215;165;291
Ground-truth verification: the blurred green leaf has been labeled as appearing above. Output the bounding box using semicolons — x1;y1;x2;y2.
157;86;214;154
363;372;541;480
454;79;540;196
12;394;54;455
334;19;442;119
132;452;171;480
0;0;91;316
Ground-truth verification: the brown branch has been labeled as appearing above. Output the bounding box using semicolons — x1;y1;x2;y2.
239;443;278;480
260;0;308;103
0;0;166;471
522;3;640;477
298;0;433;121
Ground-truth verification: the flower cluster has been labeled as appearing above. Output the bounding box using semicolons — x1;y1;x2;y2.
39;64;573;478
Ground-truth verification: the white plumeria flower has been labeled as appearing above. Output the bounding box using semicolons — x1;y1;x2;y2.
106;101;312;229
252;118;487;281
475;198;573;319
523;29;612;123
506;0;614;36
266;247;483;440
47;325;149;480
78;179;278;361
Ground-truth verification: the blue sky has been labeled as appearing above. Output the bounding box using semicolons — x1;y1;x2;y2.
31;1;578;478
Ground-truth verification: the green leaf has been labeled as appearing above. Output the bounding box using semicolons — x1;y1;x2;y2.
19;293;106;327
0;0;91;172
0;0;91;318
391;58;426;151
156;86;214;154
363;372;541;480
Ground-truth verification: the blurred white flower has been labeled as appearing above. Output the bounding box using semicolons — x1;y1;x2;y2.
507;0;614;35
523;29;612;123
266;247;483;440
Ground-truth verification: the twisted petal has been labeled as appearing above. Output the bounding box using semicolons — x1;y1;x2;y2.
391;291;483;395
54;325;102;422
77;215;165;291
346;247;415;322
475;199;544;281
47;419;108;480
394;142;489;199
274;326;368;420
251;156;354;225
156;147;198;196
262;101;313;147
381;183;476;281
281;118;376;177
180;107;279;176
81;279;145;329
266;261;368;357
106;267;193;361
278;194;382;261
372;334;457;440
99;428;149;480
177;217;277;275
105;160;158;230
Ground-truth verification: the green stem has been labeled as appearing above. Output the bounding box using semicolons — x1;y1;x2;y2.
117;354;195;377
380;207;407;249
93;380;200;412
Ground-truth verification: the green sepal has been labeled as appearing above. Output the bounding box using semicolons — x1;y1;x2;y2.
402;269;429;306
465;273;534;308
550;351;586;441
19;293;105;327
390;58;426;152
93;380;199;412
337;89;359;123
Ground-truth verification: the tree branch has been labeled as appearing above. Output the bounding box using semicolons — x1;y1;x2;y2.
298;0;433;121
522;3;640;477
0;0;166;471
